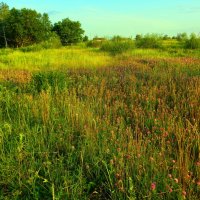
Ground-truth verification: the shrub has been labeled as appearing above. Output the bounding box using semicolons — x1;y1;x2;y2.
176;33;188;42
83;36;89;42
100;39;134;55
86;40;103;48
135;34;163;49
162;34;171;40
30;71;67;93
20;34;62;52
185;34;200;49
20;45;43;52
111;35;126;42
41;33;62;49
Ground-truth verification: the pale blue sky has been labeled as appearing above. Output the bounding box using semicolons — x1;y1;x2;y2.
2;0;200;38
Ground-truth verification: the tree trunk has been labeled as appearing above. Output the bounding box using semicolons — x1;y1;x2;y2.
2;26;8;48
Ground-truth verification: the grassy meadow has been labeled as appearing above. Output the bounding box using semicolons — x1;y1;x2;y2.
0;45;200;199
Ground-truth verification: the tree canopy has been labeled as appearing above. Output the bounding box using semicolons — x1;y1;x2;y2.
52;18;84;45
0;2;86;48
2;8;52;47
0;2;10;47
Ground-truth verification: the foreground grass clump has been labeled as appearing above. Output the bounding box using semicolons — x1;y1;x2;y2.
0;48;200;199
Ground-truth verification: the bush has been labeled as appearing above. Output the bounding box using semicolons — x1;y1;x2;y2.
41;33;62;49
135;34;163;49
176;33;188;42
30;71;67;93
20;45;43;52
20;34;62;52
185;34;200;49
86;40;103;48
100;39;134;55
83;36;89;42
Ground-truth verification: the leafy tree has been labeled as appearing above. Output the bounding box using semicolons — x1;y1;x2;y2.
162;34;171;40
4;8;52;47
83;35;89;42
135;34;142;41
52;18;84;45
0;2;9;47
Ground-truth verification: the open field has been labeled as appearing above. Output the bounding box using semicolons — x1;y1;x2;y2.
0;46;200;199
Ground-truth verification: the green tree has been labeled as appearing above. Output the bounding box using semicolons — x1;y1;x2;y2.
4;8;52;47
52;18;84;45
0;2;9;47
162;34;171;40
83;35;89;42
135;34;142;41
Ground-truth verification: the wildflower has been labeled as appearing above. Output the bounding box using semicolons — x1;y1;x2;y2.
119;186;125;192
110;159;114;165
163;132;168;137
115;173;121;180
86;164;90;170
169;188;173;193
174;178;179;183
182;191;186;196
196;161;200;166
168;174;172;179
172;160;176;163
151;182;156;191
197;181;200;186
125;154;131;159
186;174;191;179
113;156;117;161
150;157;154;161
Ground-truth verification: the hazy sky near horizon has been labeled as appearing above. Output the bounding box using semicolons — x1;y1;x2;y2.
2;0;200;38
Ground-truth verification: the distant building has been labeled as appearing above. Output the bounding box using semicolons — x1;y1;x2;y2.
93;37;107;42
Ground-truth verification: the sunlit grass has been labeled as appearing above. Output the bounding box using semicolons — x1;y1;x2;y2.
0;47;113;71
115;47;200;60
0;46;200;199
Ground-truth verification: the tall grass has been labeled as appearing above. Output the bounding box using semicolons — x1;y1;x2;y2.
185;34;200;49
0;47;113;71
0;47;200;199
100;39;134;55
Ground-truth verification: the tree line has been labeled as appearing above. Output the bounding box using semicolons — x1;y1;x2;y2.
1;2;199;49
0;2;87;48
